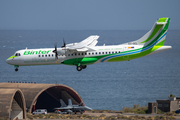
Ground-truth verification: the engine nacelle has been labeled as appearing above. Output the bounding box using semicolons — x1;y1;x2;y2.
57;48;66;55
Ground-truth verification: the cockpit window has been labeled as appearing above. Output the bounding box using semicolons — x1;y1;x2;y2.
15;53;21;56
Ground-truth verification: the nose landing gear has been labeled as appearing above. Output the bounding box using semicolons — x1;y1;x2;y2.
14;65;19;72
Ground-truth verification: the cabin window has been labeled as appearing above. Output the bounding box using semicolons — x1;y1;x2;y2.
82;53;83;55
99;52;101;54
85;53;87;55
106;52;108;54
102;52;104;54
49;54;50;57
68;54;70;56
92;52;94;55
109;52;111;54
112;52;114;54
71;54;73;56
89;53;91;55
78;53;80;55
39;55;41;57
45;55;47;57
115;51;117;54
75;53;77;56
119;51;121;53
96;52;97;55
42;55;44;57
52;54;53;57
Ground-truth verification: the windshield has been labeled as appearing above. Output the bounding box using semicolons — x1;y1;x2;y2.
15;53;21;56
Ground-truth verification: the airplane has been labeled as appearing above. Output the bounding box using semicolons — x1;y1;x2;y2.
54;99;92;114
6;17;172;71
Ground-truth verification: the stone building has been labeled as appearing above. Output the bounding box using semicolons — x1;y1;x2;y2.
148;97;180;113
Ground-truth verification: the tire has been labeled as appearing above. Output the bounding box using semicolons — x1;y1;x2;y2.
82;65;87;69
76;66;82;71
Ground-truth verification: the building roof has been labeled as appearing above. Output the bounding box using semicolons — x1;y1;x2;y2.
0;82;83;113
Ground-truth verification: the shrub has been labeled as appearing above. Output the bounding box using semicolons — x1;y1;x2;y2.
157;109;164;114
147;116;153;120
100;114;106;117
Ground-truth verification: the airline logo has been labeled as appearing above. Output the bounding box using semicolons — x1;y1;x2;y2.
24;50;51;55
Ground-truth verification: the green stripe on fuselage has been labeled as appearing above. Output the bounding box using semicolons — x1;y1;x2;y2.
62;54;115;65
108;40;165;62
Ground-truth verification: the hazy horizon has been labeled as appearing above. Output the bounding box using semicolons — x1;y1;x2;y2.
0;0;180;30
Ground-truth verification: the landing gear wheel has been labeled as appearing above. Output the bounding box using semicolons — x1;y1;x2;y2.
82;65;87;69
76;66;82;71
15;68;18;72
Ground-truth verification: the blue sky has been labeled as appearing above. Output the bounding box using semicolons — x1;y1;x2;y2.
0;0;179;30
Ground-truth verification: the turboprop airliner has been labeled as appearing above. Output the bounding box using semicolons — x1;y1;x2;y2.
6;17;172;71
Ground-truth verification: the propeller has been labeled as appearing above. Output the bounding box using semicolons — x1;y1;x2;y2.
53;37;66;61
53;43;58;60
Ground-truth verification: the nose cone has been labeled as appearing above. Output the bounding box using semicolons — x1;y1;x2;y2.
6;58;12;64
6;56;16;65
85;106;92;110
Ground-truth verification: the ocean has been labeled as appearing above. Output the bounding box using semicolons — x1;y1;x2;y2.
0;30;180;110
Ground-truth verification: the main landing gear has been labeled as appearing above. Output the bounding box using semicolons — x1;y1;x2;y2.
76;65;87;71
14;65;19;72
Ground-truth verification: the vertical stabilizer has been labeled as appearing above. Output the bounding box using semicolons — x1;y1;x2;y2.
60;99;67;107
68;99;72;106
122;17;170;48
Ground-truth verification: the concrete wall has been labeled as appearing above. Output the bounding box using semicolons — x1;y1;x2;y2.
0;89;26;119
10;99;23;119
170;101;179;112
10;111;23;120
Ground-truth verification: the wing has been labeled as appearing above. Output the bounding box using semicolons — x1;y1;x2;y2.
54;106;72;110
65;35;99;52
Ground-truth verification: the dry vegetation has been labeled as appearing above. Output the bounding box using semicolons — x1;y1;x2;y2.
26;110;177;120
91;104;149;114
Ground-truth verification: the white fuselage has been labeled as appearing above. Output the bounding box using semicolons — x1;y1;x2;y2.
6;45;141;66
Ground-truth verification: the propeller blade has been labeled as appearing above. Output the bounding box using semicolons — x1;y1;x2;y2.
61;37;66;48
53;43;58;60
